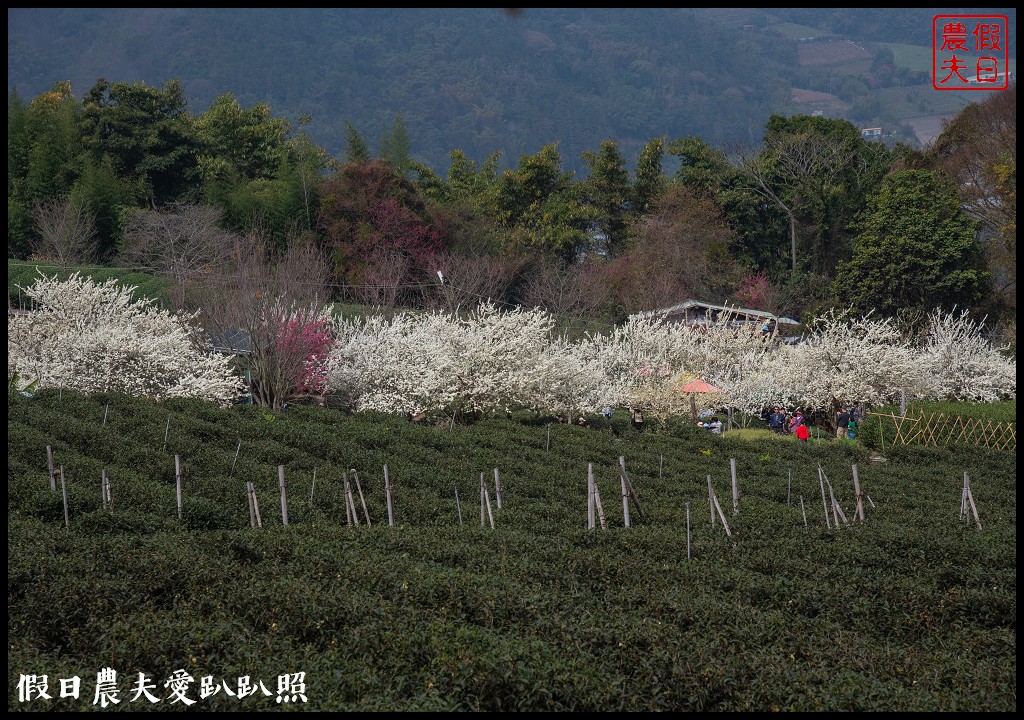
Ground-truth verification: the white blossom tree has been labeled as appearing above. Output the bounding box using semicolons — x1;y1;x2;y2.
920;308;1016;402
8;273;243;404
324;302;1015;424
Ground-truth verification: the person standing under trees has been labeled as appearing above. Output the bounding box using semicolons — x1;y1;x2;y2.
836;407;850;439
847;416;858;441
631;408;645;431
796;423;810;443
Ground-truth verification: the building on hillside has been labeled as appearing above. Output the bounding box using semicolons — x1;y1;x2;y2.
630;299;802;340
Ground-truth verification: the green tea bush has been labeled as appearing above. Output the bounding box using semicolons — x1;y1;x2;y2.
6;392;1016;711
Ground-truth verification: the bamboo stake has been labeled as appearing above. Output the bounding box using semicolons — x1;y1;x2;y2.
482;473;495;529
587;464;595;530
231;439;241;475
659;453;663;479
852;463;865;521
454;484;463;525
800;495;808;527
822;469;842;527
730;457;739;515
162;414;171;451
593;482;606;530
278;465;289;526
480;474;486;527
685;502;691;559
787;468;792;505
247;481;256;528
621;472;631;528
965;472;982;530
101;468;111;510
310;466;317;503
493;467;502;510
546;424;551;451
47;445;56;491
343;471;359;526
352;469;371;526
818;466;831;529
175;455;183;521
251;481;263;528
712;489;732;537
60;465;69;528
384;465;394;526
826;475;848;526
708;475;715;529
618;456;644;517
102;402;109;426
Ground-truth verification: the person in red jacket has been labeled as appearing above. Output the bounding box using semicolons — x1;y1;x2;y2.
796;423;810;443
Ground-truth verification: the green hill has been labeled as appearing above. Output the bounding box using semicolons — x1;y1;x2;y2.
7;390;1015;710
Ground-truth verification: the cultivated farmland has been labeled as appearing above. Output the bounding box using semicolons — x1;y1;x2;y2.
7;391;1016;711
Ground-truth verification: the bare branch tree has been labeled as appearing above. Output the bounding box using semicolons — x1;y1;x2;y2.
350;248;411;310
426;252;521;313
29;197;98;269
120;204;236;309
521;258;608;318
192;232;334;410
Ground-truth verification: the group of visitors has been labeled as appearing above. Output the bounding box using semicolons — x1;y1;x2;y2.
696;417;723;434
767;407;812;442
835;405;862;440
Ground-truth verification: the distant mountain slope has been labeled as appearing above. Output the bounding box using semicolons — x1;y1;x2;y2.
7;8;1015;174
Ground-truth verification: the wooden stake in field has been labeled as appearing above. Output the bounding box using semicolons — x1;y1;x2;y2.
343;471;359;526
454;484;463;525
481;472;495;529
493;467;503;510
593;480;606;530
963;472;982;530
618;456;645;518
309;466;317;503
175;455;183;522
163;414;171;452
384;465;394;526
852;463;865;521
685;502;691;559
101;468;111;510
787;468;792;506
247;481;263;528
102;402;109;427
707;477;732;536
246;481;256;528
230;439;241;475
730;457;739;515
818;466;831;529
800;495;808;527
659;453;663;479
352;469;371;527
587;463;596;530
824;473;848;526
546;424;551;452
60;465;69;528
47;445;56;492
278;465;289;527
708;475;715;529
620;470;631;528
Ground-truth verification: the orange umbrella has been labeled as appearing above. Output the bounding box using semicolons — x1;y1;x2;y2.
677;378;723;422
678;379;723;394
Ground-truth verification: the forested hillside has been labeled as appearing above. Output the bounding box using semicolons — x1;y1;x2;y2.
8;8;1015;174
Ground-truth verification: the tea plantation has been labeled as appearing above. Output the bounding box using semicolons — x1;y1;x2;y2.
7;390;1016;711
